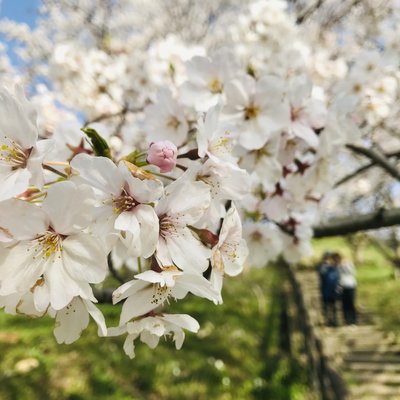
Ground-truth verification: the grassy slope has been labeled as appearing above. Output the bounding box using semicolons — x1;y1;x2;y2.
0;267;313;400
309;237;400;333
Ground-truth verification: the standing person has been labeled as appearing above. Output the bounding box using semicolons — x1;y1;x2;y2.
317;252;339;326
334;253;357;325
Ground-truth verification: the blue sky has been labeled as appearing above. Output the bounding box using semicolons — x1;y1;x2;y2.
0;0;40;65
0;0;39;26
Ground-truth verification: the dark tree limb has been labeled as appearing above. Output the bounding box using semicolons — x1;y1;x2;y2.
321;0;362;28
313;208;400;238
107;253;125;284
335;150;400;187
83;106;142;127
346;144;400;181
296;0;324;24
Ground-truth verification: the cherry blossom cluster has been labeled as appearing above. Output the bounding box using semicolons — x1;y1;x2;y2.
0;84;248;356
1;0;399;355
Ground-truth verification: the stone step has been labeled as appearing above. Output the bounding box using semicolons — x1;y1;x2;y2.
294;271;400;399
339;346;400;358
349;383;400;398
346;345;400;353
350;371;400;385
351;393;400;400
344;353;400;363
335;330;387;340
344;363;400;373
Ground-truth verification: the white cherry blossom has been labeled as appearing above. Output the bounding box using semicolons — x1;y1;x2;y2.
210;204;248;303
155;178;212;273
113;268;218;324
224;75;290;150
0;87;43;201
108;313;200;359
0;181;107;311
180;48;240;111
144;88;189;147
71;154;163;256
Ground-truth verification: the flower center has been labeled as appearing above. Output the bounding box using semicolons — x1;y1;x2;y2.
208;78;223;94
0;138;31;170
244;103;260;120
32;231;63;259
151;283;172;306
113;189;137;214
290;107;303;122
167;116;181;130
159;214;178;238
214;131;232;154
251;231;263;241
352;83;362;93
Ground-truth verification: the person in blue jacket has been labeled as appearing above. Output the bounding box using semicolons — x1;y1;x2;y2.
317;252;340;326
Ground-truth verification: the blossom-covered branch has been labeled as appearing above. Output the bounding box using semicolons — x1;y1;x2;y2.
2;0;400;357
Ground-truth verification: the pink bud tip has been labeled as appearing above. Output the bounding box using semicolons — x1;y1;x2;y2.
147;140;178;173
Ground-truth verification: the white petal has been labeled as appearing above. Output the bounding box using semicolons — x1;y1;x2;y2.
167;229;211;273
0;243;45;295
173;329;185;350
135;205;159;258
123;334;137;358
70;153;123;196
62;233;107;283
210;269;224;305
174;274;218;302
140;331;160;349
290;121;319;148
0;87;38;149
119;286;156;324
33;280;50;312
0;198;48;241
119;162;163;203
114;210;140;234
157;180;210;223
53;297;90;344
160;314;200;332
0;167;31;202
112;279;149;304
45;256;91;310
135;270;167;284
107;325;127;337
83;299;107;337
43;181;94;235
16;292;46;318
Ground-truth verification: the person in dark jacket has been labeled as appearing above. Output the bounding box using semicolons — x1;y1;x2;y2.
317;252;339;326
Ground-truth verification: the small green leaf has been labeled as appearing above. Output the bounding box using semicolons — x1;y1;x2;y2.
123;150;148;167
81;127;112;159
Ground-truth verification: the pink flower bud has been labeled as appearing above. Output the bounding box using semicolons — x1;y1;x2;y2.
147;140;178;173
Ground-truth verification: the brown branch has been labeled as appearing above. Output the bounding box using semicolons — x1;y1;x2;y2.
313;208;400;238
83;106;142;127
346;144;400;181
296;0;324;24
335;150;400;187
107;253;125;284
321;0;362;28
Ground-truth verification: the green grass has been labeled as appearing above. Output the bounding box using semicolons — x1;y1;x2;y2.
0;267;314;400
307;236;400;333
3;235;398;399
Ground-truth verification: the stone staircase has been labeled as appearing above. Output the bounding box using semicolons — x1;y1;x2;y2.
295;269;400;400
